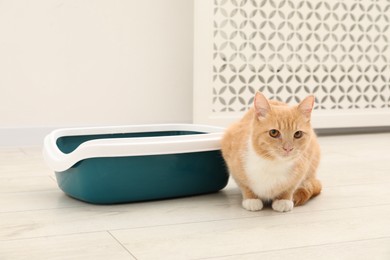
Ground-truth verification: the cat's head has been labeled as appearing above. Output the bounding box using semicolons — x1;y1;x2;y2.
251;92;315;160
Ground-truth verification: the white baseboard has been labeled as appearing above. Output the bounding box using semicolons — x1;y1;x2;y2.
0;127;58;147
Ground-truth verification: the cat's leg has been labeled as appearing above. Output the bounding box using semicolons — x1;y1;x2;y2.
272;190;294;212
240;185;263;211
293;178;322;206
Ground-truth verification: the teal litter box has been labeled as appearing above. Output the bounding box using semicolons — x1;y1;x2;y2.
43;124;229;204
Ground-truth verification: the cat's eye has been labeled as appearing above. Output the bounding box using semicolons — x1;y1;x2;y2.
269;129;280;138
294;131;303;139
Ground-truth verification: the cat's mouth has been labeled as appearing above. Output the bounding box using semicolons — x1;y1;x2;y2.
279;149;297;159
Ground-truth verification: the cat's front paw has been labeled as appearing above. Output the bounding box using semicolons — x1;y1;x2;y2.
242;199;263;211
272;199;294;212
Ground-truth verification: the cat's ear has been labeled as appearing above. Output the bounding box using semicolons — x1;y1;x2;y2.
254;92;271;118
298;95;315;119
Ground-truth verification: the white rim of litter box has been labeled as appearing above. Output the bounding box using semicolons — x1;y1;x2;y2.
43;124;226;172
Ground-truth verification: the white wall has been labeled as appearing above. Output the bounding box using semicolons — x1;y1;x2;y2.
0;0;193;145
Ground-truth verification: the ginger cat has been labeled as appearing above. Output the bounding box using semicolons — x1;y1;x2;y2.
221;92;321;212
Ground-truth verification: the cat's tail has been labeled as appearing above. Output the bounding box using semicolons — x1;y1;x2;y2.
293;178;322;206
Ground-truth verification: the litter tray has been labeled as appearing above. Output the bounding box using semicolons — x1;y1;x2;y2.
43;124;229;204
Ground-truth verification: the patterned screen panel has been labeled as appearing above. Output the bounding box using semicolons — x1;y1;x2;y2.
212;0;390;113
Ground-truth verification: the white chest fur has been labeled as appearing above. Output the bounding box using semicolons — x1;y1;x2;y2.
244;138;295;200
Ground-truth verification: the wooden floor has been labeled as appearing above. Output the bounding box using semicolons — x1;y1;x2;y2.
1;133;390;259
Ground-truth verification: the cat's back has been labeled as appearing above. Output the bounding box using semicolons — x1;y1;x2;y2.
221;109;254;161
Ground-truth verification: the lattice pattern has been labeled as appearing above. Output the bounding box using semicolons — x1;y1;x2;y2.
212;0;390;112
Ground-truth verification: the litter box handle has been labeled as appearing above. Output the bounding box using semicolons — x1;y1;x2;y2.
42;130;76;172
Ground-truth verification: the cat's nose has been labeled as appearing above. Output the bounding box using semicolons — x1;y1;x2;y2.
282;142;294;153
